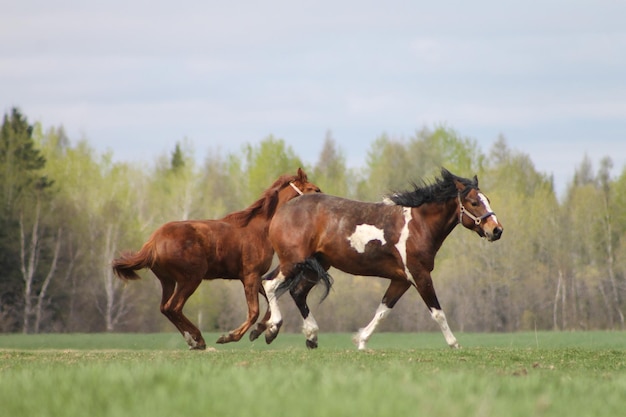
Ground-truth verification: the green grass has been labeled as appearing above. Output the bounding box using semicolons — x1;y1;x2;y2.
1;332;625;417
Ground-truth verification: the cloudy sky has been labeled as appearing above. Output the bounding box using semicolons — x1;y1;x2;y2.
2;0;625;195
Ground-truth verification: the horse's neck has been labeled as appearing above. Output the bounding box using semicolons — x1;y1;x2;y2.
276;191;297;209
249;191;294;235
245;215;272;235
416;200;459;251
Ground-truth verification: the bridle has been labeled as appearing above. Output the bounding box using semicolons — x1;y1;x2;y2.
457;191;494;226
289;181;304;196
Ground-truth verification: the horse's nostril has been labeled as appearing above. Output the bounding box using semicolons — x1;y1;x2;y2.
493;227;503;239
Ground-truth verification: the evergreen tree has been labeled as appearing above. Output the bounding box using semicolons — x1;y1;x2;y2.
0;108;51;214
0;108;55;332
170;142;185;172
313;132;350;197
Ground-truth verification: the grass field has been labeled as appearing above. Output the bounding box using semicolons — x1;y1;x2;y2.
1;331;625;417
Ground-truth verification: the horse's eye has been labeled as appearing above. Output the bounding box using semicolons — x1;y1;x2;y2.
471;201;479;207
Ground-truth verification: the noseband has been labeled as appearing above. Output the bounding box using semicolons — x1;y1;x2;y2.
457;192;494;225
289;182;304;196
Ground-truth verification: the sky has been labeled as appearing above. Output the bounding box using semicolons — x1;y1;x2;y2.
2;0;625;196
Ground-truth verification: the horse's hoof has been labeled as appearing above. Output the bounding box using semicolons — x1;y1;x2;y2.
249;329;261;341
265;331;278;345
190;344;206;351
305;339;318;349
216;335;230;344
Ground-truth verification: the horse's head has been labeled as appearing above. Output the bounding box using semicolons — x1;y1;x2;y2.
286;167;322;197
272;168;321;213
448;170;503;242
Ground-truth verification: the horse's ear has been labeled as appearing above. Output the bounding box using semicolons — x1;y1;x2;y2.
473;175;479;187
297;167;307;181
453;178;466;192
442;168;464;191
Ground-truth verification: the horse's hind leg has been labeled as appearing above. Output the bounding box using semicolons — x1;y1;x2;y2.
250;283;319;349
159;276;206;350
216;274;260;344
353;279;410;350
261;266;291;344
290;271;320;349
262;258;330;346
250;275;318;347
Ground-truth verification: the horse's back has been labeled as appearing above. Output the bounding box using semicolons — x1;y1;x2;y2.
275;193;397;228
152;220;239;269
271;193;403;272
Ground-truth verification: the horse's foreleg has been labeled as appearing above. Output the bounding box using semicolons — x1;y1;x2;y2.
429;308;459;349
353;279;410;350
250;284;269;341
249;308;269;341
216;276;260;344
414;273;459;349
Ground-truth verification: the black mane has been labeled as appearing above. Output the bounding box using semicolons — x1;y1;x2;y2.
388;168;478;207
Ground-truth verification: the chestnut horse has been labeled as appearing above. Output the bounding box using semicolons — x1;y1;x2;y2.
112;168;320;350
256;168;502;349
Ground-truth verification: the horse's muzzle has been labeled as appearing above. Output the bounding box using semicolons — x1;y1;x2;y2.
487;225;503;242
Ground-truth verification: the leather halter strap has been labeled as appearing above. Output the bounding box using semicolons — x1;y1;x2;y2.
457;192;494;225
289;181;304;196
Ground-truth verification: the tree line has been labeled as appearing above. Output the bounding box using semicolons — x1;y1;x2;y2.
1;107;624;336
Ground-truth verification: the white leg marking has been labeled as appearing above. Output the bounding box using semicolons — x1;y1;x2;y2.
348;224;387;253
430;308;459;348
395;207;415;285
478;193;498;224
353;303;391;350
183;331;198;349
262;273;285;332
302;314;319;341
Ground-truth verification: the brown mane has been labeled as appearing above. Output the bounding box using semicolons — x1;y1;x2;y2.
220;173;299;227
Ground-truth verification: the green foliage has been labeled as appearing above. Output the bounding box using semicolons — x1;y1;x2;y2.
357;126;484;201
243;135;305;201
1;107;626;335
313;131;350;197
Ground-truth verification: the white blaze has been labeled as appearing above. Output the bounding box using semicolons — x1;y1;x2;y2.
348;224;387;253
478;193;498;223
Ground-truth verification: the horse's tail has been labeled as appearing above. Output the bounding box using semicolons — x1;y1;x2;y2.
112;239;157;281
275;257;334;301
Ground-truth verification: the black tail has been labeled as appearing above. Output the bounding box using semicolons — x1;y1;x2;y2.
274;257;334;301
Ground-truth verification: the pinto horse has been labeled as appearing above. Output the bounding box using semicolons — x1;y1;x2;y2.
257;168;502;349
112;168;321;350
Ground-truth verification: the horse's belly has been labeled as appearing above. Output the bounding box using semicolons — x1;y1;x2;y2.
328;250;399;279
